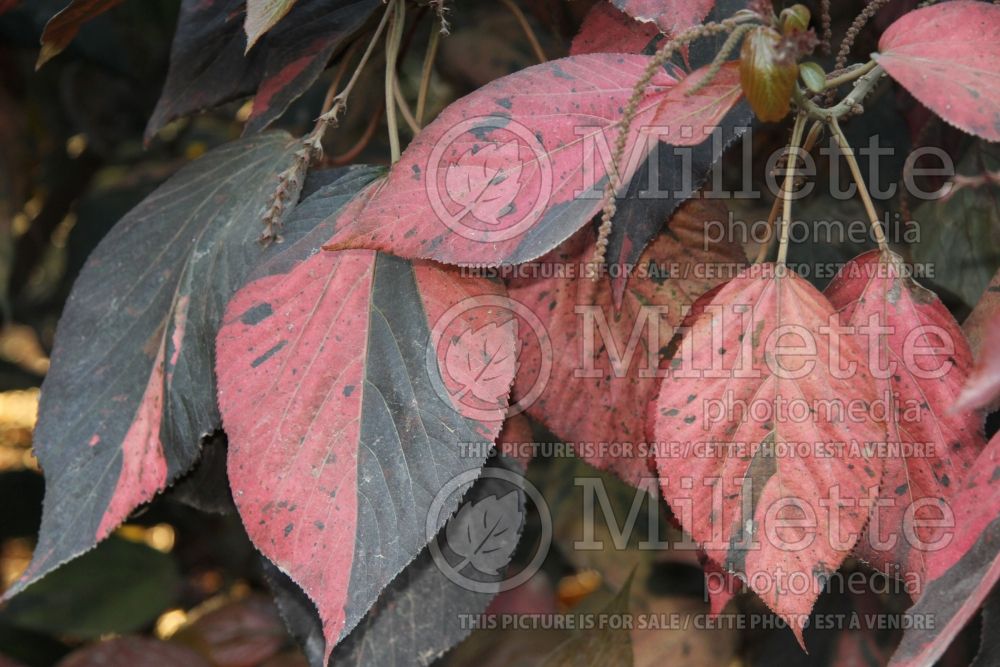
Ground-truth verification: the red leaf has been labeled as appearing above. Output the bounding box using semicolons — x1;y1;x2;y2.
699;550;742;615
216;182;517;662
570;2;659;56
36;0;123;69
888;432;1000;666
651;61;743;145
652;266;886;646
509;199;745;486
610;0;716;36
824;250;984;589
876;1;1000;142
323;54;678;266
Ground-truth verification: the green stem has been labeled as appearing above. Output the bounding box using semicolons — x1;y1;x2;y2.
385;0;406;163
776;113;808;267
823;59;877;90
754;120;823;264
828;116;889;252
796;63;885;122
415;19;441;127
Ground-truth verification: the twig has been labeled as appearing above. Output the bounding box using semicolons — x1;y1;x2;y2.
258;4;393;244
828;116;888;252
754;120;823;263
796;63;886;122
329;103;385;166
499;0;546;63
309;2;395;149
823;59;877;91
777;113;808;266
416;19;442;126
385;0;406;163
393;75;421;135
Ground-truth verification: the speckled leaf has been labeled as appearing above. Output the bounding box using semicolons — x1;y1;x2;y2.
610;0;715;36
570;2;659;56
651;61;743;142
3;133;297;601
265;455;526;667
216;174;516;663
825;250;984;589
323;54;679;266
509;199;746;486
876;1;1000;141
888;432;1000;667
653;266;886;647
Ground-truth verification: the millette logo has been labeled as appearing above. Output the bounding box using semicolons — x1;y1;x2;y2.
426;114;553;243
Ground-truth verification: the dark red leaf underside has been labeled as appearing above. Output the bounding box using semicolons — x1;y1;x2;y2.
888;432;1000;666
509;199;745;486
36;0;123;69
957;268;1000;412
876;1;1000;142
323;54;677;266
5;133;297;600
824;250;984;589
57;636;212;667
611;0;716;36
145;0;379;142
216;177;516;662
962;267;1000;358
653;266;886;645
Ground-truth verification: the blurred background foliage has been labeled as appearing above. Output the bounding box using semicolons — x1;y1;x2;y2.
0;0;996;665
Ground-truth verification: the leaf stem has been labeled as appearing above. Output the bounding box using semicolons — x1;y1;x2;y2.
822;59;877;90
307;2;395;152
795;63;886;123
415;19;442;127
776;113;807;267
392;76;421;135
827;116;889;252
755;120;823;263
499;0;546;63
385;0;406;163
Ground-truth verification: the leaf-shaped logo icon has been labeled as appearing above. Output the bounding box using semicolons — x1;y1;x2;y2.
445;490;523;575
444;142;523;226
444;318;519;405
